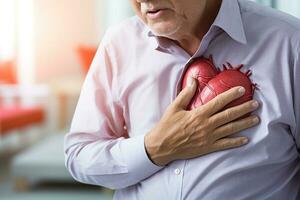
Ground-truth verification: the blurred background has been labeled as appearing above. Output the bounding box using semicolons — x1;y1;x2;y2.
0;1;299;200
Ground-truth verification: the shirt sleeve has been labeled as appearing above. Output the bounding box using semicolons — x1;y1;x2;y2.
292;41;300;153
64;32;162;190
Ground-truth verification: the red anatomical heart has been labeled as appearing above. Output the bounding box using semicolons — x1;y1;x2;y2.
181;56;257;110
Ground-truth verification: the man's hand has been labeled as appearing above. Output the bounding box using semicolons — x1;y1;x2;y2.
145;78;260;166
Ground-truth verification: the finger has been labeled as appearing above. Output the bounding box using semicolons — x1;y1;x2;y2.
173;77;197;110
209;100;259;128
212;115;259;140
197;86;245;116
212;137;249;151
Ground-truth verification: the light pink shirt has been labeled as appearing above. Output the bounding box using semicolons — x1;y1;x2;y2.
64;0;300;199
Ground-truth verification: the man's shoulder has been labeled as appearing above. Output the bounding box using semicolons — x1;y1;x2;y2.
101;16;146;47
239;0;300;43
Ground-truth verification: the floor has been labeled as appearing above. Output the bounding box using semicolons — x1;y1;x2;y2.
0;144;114;200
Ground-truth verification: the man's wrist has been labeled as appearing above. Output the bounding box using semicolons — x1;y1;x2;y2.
144;133;168;166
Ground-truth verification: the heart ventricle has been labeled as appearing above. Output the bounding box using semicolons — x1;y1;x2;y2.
181;56;219;110
181;56;257;111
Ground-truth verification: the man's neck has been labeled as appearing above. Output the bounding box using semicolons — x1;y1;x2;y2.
175;0;222;56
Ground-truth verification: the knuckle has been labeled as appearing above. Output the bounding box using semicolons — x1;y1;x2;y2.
224;123;237;135
177;91;183;98
224;110;233;120
213;97;224;109
176;88;187;99
180;87;189;95
194;106;207;118
246;118;254;126
246;101;255;110
227;123;235;133
246;117;255;126
168;102;177;111
189;110;200;120
207;117;217;128
239;115;249;123
220;141;229;149
211;129;218;139
225;139;240;149
226;140;237;148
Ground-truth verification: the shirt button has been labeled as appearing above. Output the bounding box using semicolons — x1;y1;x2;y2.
174;168;181;175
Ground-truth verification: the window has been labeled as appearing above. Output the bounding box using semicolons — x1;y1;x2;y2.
255;0;300;18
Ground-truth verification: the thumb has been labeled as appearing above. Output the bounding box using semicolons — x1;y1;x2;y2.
173;77;197;110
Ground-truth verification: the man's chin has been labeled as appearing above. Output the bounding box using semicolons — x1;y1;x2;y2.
149;24;181;38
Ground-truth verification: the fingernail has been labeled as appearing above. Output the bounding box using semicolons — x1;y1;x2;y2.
238;87;245;94
187;77;194;87
252;101;259;108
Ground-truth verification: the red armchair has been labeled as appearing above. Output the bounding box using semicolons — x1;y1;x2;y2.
0;60;46;136
77;46;97;75
0;106;45;135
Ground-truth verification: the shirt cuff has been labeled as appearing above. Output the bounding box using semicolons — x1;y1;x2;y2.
120;134;163;181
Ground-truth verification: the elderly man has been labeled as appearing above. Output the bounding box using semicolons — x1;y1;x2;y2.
64;0;300;199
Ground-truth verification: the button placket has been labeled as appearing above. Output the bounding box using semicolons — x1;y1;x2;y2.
171;165;184;200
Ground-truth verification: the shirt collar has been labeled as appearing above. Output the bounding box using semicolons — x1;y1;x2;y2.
142;0;247;48
212;0;247;44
